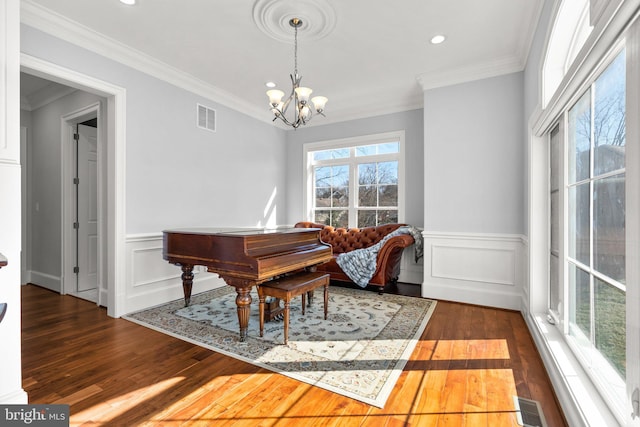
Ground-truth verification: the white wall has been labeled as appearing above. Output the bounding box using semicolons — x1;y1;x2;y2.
20;24;288;314
0;0;28;404
421;72;526;310
21;24;288;234
424;72;525;235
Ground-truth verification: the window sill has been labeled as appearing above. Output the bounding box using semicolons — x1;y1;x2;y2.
525;312;623;426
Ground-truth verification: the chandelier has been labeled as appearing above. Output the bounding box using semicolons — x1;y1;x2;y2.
266;18;327;129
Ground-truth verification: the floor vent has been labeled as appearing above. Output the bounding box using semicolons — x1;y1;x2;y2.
197;103;216;132
513;396;547;427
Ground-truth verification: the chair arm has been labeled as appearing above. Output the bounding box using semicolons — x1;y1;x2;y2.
376;234;414;264
370;234;415;285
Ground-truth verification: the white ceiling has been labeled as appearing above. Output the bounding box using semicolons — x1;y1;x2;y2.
21;0;544;126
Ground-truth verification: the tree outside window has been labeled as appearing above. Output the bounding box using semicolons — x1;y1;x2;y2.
308;138;402;228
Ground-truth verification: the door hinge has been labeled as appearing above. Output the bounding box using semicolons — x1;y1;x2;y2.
73;266;79;274
632;387;639;419
74;177;79;185
73;133;80;141
73;222;79;229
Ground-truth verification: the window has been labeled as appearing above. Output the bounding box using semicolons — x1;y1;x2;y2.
549;48;627;415
542;0;592;108
304;132;404;228
534;2;640;424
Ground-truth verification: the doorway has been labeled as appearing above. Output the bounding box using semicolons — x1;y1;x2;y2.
19;76;104;304
21;55;126;318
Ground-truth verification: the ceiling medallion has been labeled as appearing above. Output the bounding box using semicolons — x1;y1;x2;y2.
252;0;337;43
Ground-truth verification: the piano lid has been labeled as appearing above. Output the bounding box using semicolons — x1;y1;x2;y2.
163;226;331;282
162;227;320;236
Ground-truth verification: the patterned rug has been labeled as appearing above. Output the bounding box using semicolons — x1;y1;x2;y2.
124;285;436;408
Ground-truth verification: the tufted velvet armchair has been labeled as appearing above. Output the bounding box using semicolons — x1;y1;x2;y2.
294;222;414;292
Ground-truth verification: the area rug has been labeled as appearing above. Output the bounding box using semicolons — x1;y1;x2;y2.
124;286;436;408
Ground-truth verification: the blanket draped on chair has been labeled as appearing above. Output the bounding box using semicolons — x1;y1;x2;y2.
336;225;423;288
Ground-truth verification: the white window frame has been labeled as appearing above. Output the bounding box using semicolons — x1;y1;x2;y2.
302;131;406;227
530;4;640;425
550;42;628;419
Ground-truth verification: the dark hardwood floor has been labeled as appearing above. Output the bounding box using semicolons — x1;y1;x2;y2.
21;283;567;426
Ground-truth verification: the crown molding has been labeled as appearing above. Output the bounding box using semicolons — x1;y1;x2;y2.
20;0;273;125
20;95;31;111
416;0;543;93
20;0;533;129
516;0;545;73
20;0;424;130
317;96;423;127
416;55;524;91
22;84;76;111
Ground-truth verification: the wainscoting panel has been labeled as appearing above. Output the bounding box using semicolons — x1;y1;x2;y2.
431;245;515;285
124;234;225;314
131;244;184;288
421;231;526;310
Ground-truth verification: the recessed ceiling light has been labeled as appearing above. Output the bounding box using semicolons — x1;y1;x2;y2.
430;35;446;45
120;0;136;5
265;82;276;88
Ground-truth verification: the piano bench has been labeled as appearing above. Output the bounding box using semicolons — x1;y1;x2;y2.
257;272;330;345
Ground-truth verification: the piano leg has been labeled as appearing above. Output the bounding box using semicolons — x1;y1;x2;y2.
180;264;194;306
235;286;252;342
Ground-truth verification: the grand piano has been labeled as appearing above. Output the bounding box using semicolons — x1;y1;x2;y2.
163;227;332;341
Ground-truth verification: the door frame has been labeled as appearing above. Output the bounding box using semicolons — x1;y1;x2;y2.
20;126;28;286
21;53;127;318
61;104;99;300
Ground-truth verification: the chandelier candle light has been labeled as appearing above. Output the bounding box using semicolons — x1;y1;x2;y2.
267;18;327;128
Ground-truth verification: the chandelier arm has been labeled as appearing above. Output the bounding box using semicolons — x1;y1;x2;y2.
280;81;297;116
301;103;313;125
265;17;326;129
278;73;302;126
275;112;294;127
272;104;301;128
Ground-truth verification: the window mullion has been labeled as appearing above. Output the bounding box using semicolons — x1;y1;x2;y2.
349;159;357;228
589;87;596;346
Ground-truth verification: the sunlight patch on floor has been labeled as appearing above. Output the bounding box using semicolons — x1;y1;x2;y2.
69;377;185;425
413;368;519;425
432;339;510;360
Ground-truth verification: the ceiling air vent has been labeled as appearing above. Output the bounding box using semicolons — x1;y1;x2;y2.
197;104;216;132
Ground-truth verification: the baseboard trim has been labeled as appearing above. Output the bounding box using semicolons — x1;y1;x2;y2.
123;274;225;315
0;388;28;404
422;280;522;310
28;270;61;293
